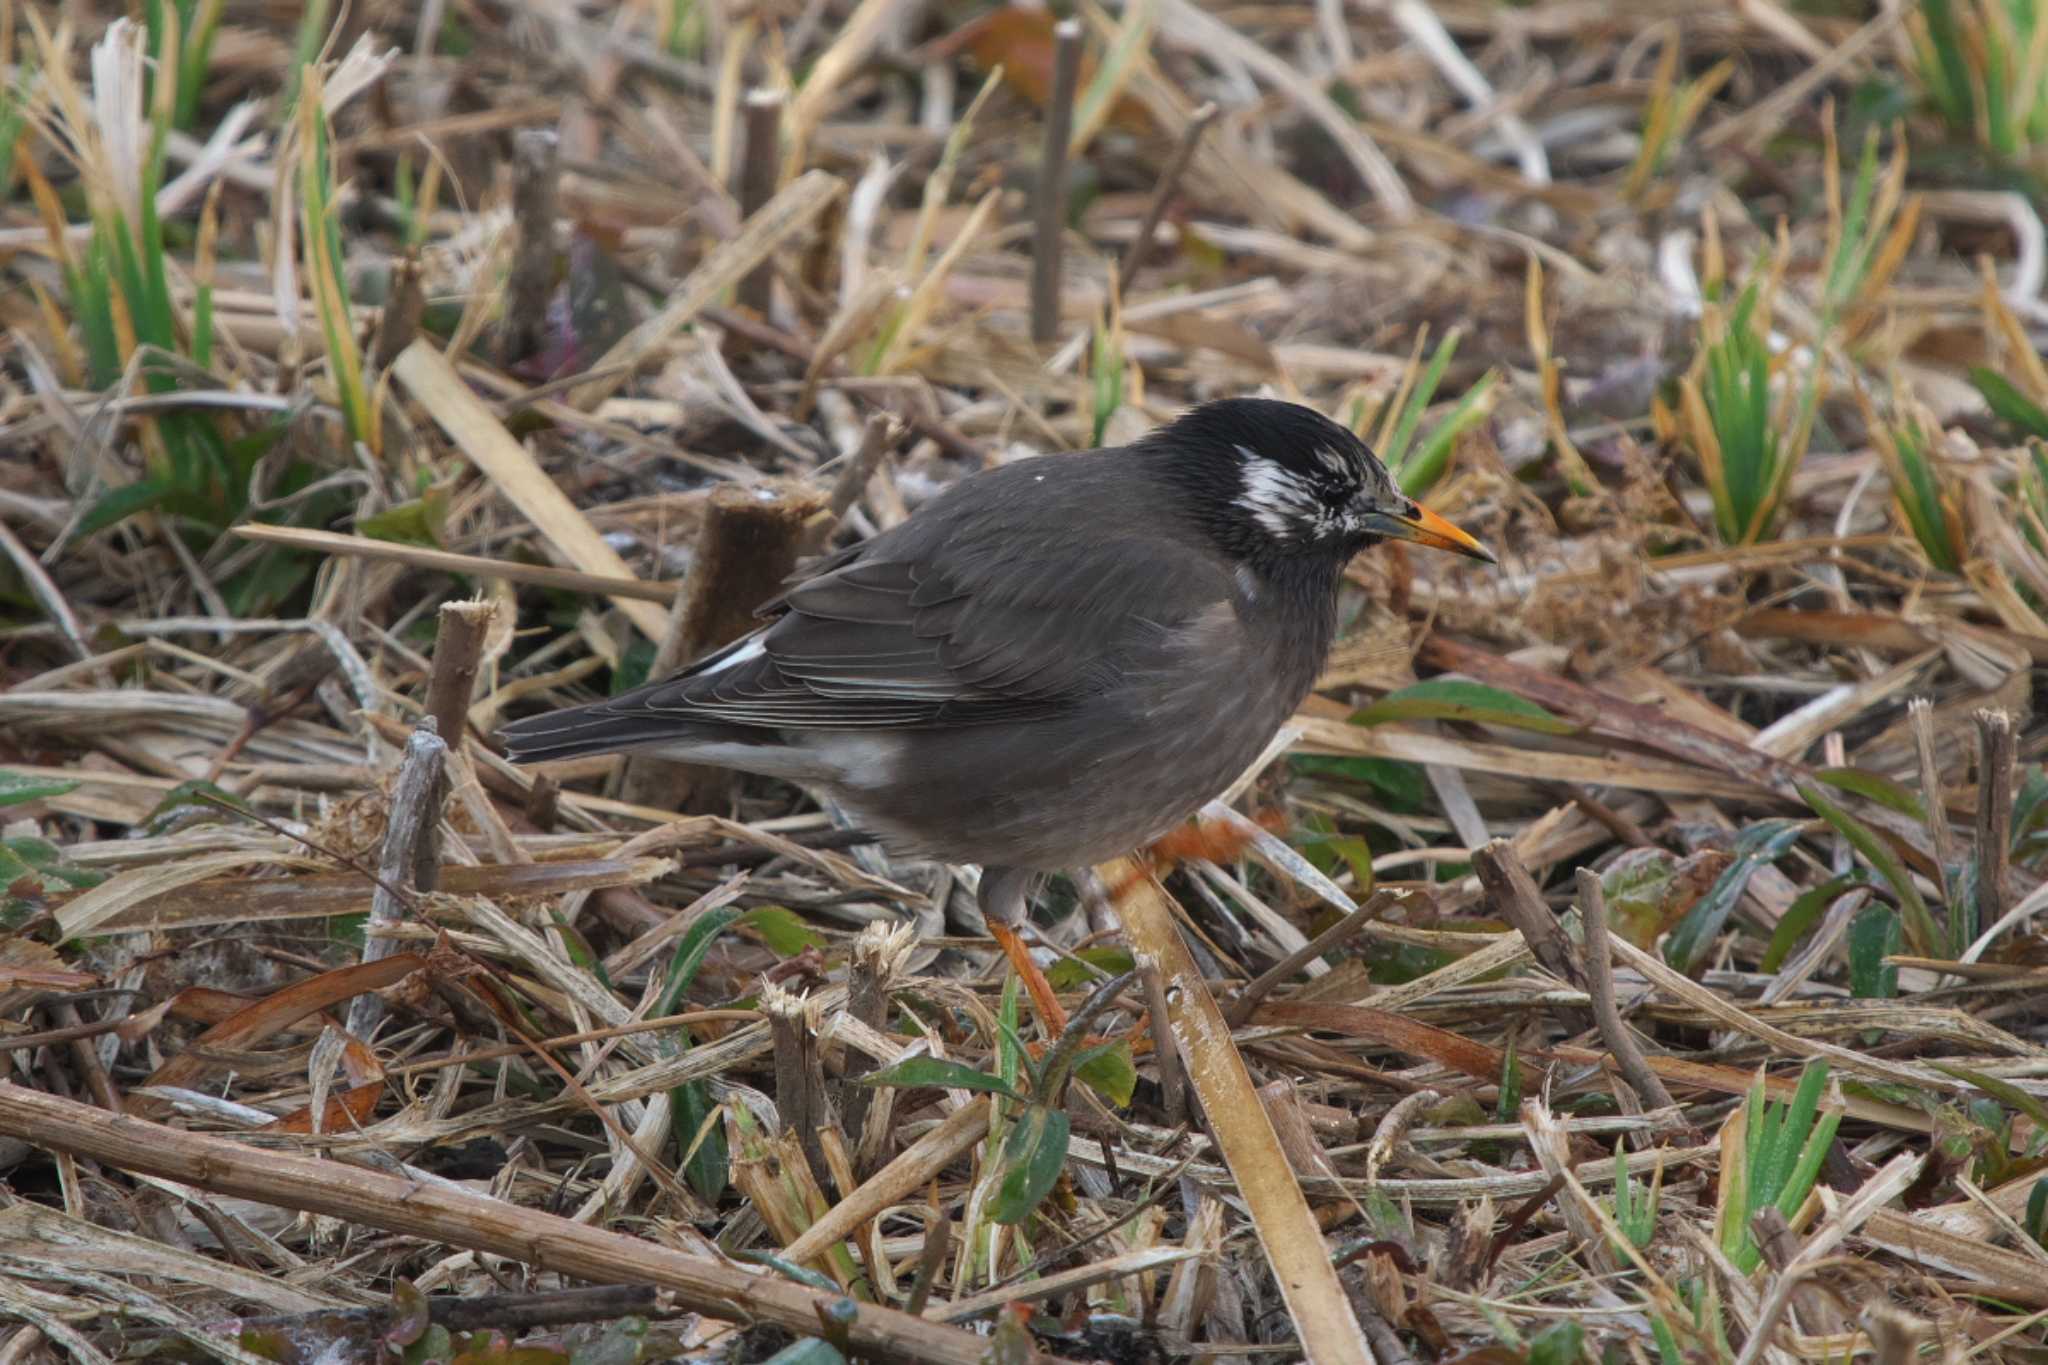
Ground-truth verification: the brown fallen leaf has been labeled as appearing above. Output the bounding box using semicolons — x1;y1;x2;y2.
140;954;426;1101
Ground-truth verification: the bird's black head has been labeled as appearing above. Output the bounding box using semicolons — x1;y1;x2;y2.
1138;398;1493;567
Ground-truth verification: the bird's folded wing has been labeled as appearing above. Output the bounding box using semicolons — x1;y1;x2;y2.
611;534;1235;731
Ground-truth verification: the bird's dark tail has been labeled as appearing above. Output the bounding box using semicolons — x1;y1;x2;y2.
496;702;714;764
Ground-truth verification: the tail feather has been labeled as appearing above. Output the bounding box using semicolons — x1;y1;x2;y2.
497;703;727;763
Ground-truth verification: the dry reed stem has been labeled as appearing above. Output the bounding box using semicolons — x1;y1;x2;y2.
0;1084;1046;1365
1105;855;1377;1364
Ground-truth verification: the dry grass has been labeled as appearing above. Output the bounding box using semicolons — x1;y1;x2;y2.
2;1;2047;1362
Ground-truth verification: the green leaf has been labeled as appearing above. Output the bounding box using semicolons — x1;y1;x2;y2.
732;1250;842;1294
1529;1320;1586;1365
996;971;1025;1095
74;477;176;539
1973;368;2048;440
357;490;449;547
1800;783;1940;957
1761;875;1861;973
1351;679;1577;735
856;1055;1021;1099
654;906;745;1018
1930;1063;2048;1138
1046;945;1135;991
1495;1032;1522;1123
1290;754;1428;811
1401;370;1498;496
550;913;613;991
2025;1176;2048;1247
142;779;247;836
738;905;826;958
1070;1039;1137;1107
0;770;80;807
1847;904;1900;1000
1;837;106;893
1601;846;1730;949
990;1105;1071;1225
610;638;658;695
1380;327;1461;473
1815;767;1926;822
1663;819;1803;972
653;905;744;1202
673;1073;726;1202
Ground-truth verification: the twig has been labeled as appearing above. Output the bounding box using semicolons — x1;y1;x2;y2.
816;412;902;545
179;1286;676;1342
230;524;679;603
701;306;987;464
1118;101;1217;295
0;1083;1042;1365
422;599;498;749
1350;1299;1420;1365
1544;782;1655;849
1473;840;1591;1036
524;772;559;830
345;719;447;1040
1141;963;1184;1125
1227;891;1393;1026
1573;868;1678;1119
1909;699;1954;906
1030;19;1085;346
498;129;562;367
901;1209;953;1318
736;90;785;316
1975;709;2015;934
52;1003;119;1112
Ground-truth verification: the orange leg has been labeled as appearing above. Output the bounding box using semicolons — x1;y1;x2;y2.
986;918;1069;1035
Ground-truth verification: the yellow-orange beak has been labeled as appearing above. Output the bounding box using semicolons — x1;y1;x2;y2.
1361;502;1495;563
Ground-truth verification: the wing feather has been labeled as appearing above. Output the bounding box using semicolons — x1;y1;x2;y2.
518;454;1237;737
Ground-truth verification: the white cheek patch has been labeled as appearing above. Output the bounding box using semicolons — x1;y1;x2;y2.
1233;448;1326;539
1312;444;1354;478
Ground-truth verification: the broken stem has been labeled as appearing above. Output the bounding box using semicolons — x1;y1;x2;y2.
1574;867;1678;1119
1029;18;1085;346
1118;100;1217;297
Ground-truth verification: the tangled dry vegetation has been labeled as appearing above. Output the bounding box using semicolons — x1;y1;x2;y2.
3;0;2048;1362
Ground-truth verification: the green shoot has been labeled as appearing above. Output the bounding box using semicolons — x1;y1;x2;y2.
1681;281;1790;544
1624;40;1734;200
1800;782;1945;955
1353;328;1499;496
1854;381;1966;573
1680;117;1913;546
1089;290;1127;448
657;0;706;59
25;15;240;538
1610;1142;1662;1252
287;0;336;108
294;64;374;452
1911;0;2048;160
143;0;224;131
1718;1061;1841;1274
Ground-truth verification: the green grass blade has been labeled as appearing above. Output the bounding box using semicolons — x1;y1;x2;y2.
1800;783;1941;955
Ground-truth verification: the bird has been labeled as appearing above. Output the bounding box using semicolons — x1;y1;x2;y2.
498;397;1492;994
